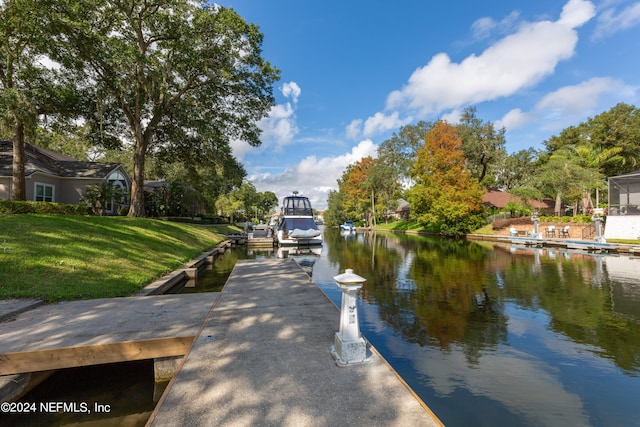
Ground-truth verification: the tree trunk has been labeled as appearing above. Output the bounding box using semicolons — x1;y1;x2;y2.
555;193;562;216
371;188;377;228
11;123;27;201
127;137;147;217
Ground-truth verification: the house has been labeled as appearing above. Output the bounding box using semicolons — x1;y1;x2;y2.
606;171;640;240
395;199;410;220
482;189;523;210
609;170;640;216
483;189;555;215
0;140;131;215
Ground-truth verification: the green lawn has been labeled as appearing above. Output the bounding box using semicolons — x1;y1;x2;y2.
0;215;233;302
375;221;435;233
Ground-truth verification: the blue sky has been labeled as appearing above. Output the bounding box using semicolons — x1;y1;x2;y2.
221;0;640;210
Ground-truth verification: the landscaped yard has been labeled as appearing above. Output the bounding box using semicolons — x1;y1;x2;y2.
0;215;236;302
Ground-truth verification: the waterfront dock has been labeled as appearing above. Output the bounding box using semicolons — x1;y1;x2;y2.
149;258;442;427
0;293;219;376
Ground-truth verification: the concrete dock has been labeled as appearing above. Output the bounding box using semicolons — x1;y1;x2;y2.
149;258;442;427
0;293;219;376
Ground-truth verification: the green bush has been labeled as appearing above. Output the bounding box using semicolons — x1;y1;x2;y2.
573;214;592;223
0;200;88;215
82;182;126;216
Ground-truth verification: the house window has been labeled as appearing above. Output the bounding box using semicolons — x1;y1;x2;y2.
35;183;55;202
105;170;129;214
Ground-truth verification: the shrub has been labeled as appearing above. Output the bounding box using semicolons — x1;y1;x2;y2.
0;200;88;215
82;182;126;216
492;217;536;230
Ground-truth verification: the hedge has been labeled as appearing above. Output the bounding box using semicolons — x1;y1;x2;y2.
0;200;89;215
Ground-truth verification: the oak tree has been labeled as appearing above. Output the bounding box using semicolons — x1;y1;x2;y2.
47;0;279;216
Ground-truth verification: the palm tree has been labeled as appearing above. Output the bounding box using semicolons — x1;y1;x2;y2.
569;144;623;209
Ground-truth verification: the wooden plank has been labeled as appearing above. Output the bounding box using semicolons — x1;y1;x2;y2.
0;336;194;375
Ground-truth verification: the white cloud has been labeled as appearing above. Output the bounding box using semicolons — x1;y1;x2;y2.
441;108;463;124
471;11;521;41
362;112;412;138
471;17;497;40
499;77;634;134
249;140;378;210
386;0;595;115
257;102;298;146
593;2;640;39
345;112;412;140
496;108;531;131
281;81;301;103
558;0;597;27
535;77;624;112
345;119;363;140
233;81;303;160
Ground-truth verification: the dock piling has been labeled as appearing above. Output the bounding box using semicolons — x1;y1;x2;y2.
331;269;370;366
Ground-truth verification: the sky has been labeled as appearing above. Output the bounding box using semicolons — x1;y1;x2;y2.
220;0;640;210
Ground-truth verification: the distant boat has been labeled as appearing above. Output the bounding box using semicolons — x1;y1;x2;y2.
340;220;356;232
275;193;323;246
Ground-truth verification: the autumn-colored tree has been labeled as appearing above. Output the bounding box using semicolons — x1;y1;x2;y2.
407;121;484;236
339;156;375;224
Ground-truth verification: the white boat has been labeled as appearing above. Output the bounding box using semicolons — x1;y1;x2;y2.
276;193;323;246
340;220;356;232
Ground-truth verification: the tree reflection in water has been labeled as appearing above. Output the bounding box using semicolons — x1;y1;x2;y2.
317;229;640;426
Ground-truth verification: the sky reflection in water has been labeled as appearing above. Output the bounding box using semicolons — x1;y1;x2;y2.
310;230;640;427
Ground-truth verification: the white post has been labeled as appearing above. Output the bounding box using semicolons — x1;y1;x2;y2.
331;269;370;366
531;211;541;239
592;208;606;243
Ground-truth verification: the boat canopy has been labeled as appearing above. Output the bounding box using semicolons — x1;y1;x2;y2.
282;196;313;216
279;217;318;234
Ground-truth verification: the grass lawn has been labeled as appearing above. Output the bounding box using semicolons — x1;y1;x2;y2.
0;214;236;302
375;221;435;233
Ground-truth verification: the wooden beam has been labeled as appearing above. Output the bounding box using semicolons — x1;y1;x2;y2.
0;336;194;376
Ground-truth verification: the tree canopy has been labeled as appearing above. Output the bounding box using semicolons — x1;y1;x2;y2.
456;106;507;186
38;0;279;216
1;0;81;200
407;121;484;235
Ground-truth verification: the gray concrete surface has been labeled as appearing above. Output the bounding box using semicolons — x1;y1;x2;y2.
0;299;44;323
149;258;442;427
0;293;219;353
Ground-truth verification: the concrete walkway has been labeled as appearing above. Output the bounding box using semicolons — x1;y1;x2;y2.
0;293;219;375
149;258;442;427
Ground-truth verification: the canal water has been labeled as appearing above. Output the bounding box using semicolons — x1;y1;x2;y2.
5;229;640;426
311;229;640;427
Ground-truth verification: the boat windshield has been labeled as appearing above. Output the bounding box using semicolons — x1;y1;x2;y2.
282;196;313;216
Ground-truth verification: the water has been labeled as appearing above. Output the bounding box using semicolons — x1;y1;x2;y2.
6;231;640;426
0;360;157;427
310;230;640;427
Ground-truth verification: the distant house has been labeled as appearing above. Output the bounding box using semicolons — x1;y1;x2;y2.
0;141;131;215
483;189;555;215
482;189;523;210
395;198;410;220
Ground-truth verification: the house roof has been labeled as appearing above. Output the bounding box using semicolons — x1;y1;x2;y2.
482;189;523;208
483;189;555;210
611;170;640;178
0;140;125;180
395;198;410;212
